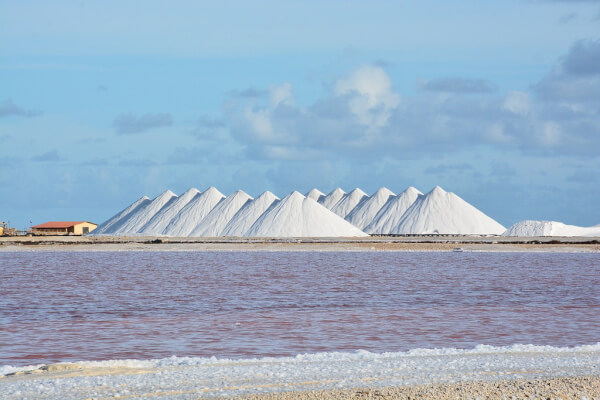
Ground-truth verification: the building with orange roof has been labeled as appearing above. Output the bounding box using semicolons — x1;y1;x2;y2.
31;221;97;236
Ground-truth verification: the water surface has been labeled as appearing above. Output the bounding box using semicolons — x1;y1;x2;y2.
1;251;598;366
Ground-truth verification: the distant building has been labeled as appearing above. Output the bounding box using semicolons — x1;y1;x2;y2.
31;221;97;236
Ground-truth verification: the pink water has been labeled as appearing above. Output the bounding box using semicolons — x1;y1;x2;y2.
1;251;599;366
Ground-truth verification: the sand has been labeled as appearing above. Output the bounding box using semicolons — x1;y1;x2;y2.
0;235;598;252
235;376;600;400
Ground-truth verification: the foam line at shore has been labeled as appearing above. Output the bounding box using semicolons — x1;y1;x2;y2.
2;344;599;399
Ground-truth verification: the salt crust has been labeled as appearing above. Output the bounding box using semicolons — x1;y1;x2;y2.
2;344;599;400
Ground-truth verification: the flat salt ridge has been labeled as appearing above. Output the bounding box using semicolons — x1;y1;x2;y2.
504;220;600;237
2;344;599;400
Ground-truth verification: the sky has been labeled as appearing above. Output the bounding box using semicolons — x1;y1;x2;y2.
1;0;599;229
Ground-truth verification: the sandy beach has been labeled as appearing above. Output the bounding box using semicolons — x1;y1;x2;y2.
236;376;600;399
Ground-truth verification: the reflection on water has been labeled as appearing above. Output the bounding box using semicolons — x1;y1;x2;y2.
1;251;598;365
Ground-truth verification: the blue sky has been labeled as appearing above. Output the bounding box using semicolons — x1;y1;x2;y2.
1;0;599;229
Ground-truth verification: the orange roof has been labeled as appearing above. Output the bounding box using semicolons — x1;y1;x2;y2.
32;221;93;229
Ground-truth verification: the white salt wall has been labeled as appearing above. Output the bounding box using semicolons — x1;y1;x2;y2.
306;188;326;203
112;190;177;235
320;187;345;209
161;187;225;237
330;188;369;218
246;191;368;237
221;191;279;237
503;220;600;237
91;195;150;235
393;186;506;235
365;187;422;234
189;190;253;237
345;187;395;229
138;188;201;235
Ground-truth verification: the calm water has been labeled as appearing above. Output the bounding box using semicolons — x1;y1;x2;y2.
1;251;599;366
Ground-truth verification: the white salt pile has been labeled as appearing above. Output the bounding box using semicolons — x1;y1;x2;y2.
161;187;225;236
365;187;423;234
138;188;200;235
93;185;509;237
189;190;253;237
320;187;346;209
306;188;326;203
503;220;600;237
346;187;396;229
393;186;506;235
246;191;368;237
112;190;177;235
221;191;280;237
92;195;150;235
330;188;369;218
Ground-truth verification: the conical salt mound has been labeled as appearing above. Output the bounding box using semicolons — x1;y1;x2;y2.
306;188;326;203
139;188;201;235
91;195;150;235
365;187;423;234
346;187;396;229
190;190;253;236
162;187;225;236
503;220;600;237
113;190;178;235
330;188;368;218
320;187;345;209
245;191;368;237
393;186;505;234
221;191;280;236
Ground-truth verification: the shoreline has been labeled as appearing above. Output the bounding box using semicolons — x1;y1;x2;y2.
1;235;599;252
235;375;600;399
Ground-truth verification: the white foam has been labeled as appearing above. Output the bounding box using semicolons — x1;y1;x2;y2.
330;188;369;218
3;344;599;399
346;187;396;229
161;187;225;237
221;191;280;237
503;220;600;237
246;191;368;237
138;188;201;235
189;190;253;237
365;187;422;234
393;186;506;234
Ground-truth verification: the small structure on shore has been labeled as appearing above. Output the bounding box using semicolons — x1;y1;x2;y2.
31;221;97;236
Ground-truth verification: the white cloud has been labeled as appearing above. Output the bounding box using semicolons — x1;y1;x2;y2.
503;91;530;115
269;82;294;107
334;65;400;130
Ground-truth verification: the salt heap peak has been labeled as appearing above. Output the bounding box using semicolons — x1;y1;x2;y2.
503;220;600;237
139;188;201;235
113;190;178;235
393;186;506;234
365;187;422;234
92;195;150;235
246;191;368;237
330;188;369;218
345;187;396;229
221;191;280;237
306;188;326;203
162;187;225;236
190;190;253;237
320;187;346;209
